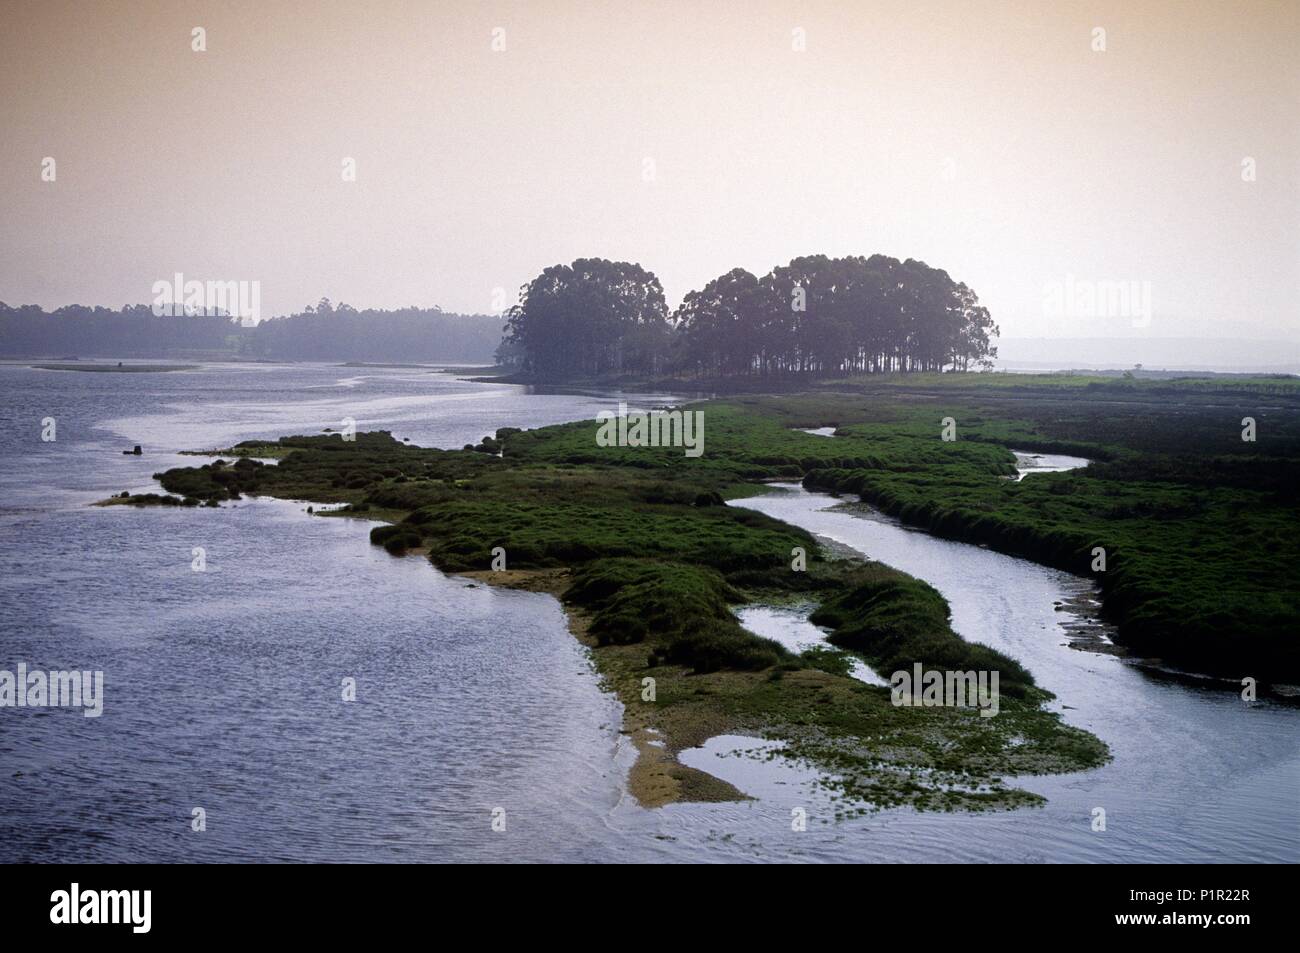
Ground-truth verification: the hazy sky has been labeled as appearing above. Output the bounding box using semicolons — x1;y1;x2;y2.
2;0;1296;342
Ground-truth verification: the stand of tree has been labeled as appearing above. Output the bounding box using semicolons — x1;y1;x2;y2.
496;259;673;379
0;299;504;363
498;254;998;380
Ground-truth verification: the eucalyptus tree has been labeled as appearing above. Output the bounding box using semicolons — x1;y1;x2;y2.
501;252;997;380
500;258;670;380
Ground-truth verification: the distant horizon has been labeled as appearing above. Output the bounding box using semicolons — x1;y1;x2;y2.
4;295;1295;347
4;297;1297;375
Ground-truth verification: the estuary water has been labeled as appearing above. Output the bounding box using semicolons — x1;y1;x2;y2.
0;362;674;862
728;485;1300;863
1;361;1295;862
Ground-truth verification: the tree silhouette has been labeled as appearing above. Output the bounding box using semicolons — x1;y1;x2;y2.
668;254;998;378
500;258;671;380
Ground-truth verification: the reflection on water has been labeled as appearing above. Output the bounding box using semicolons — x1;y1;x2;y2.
735;605;887;686
1011;449;1093;481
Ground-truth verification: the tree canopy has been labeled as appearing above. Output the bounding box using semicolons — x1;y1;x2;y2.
499;258;672;380
499;254;999;379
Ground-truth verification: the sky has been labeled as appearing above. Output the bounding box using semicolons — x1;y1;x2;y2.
1;0;1297;346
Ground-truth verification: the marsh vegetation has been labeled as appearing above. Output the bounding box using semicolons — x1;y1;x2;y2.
141;372;1296;810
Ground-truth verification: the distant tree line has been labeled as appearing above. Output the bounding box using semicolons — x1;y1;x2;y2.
0;299;504;363
249;299;504;362
498;254;998;380
3;253;997;375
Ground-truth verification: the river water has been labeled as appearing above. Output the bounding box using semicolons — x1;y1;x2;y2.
1;362;1295;862
729;484;1300;862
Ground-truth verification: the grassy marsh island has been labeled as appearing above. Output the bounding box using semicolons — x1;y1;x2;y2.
154;385;1252;814
135;373;1298;811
